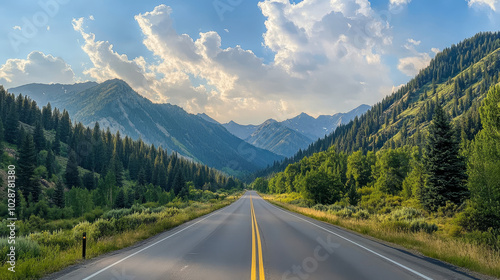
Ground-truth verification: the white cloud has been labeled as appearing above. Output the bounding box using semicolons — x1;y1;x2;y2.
467;0;498;11
73;3;394;123
89;15;95;21
13;26;21;30
47;26;50;31
0;51;75;89
431;47;440;54
407;38;420;46
398;53;431;77
389;0;411;9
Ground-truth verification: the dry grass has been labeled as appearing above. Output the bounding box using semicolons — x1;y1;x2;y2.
263;194;500;278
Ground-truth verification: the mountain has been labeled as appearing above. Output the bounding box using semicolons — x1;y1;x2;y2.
244;119;312;157
257;32;500;177
8;81;98;107
222;121;259;139
281;104;371;141
9;79;283;174
197;113;219;124
222;105;370;157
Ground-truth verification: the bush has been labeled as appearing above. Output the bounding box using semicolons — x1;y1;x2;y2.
102;208;133;220
312;204;328;211
29;230;75;250
353;209;370;220
93;219;115;238
0;237;41;263
389;207;423;221
72;221;99;241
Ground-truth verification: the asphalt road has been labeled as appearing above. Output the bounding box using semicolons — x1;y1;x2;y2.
51;191;484;280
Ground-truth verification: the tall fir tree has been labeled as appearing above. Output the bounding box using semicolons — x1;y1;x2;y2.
5;104;19;144
45;149;55;179
33;121;46;152
65;150;81;188
18;134;40;204
422;103;468;211
53;180;65;208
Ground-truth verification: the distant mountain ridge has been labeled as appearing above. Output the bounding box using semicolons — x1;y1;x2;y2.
244;119;312;157
220;104;371;157
9;79;282;174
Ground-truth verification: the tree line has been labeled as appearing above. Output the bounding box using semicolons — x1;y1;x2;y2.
0;86;241;221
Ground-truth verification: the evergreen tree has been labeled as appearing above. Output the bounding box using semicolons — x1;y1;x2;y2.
173;170;185;196
52;128;61;155
5;104;19;144
53;180;65;208
45;149;55;178
114;189;125;209
33;121;46;152
18;134;40;204
422;103;468;211
65;150;81;188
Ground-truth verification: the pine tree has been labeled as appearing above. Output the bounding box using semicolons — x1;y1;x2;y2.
33;121;46;152
422;103;468;211
65;150;81;188
173;170;185;196
53;180;65;208
52;128;61;155
5;104;19;144
45;149;55;178
18;134;40;204
114;189;125;209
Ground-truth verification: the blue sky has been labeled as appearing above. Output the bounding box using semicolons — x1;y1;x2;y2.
0;0;499;124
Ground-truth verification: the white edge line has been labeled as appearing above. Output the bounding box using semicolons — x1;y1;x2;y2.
266;201;433;280
82;195;245;280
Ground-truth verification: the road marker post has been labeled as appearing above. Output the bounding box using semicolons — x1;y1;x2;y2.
82;232;87;259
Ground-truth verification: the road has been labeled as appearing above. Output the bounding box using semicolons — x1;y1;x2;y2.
51;191;483;280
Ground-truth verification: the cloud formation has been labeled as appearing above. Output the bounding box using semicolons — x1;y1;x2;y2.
0;51;75;89
72;2;394;123
467;0;498;11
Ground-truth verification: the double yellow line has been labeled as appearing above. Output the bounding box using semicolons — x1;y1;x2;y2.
250;196;265;280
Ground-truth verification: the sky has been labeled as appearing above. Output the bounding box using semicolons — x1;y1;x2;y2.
0;0;499;124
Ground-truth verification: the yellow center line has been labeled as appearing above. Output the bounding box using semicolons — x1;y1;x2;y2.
251;196;256;280
250;195;265;280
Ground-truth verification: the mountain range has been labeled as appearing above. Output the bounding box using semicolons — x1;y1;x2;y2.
9;79;282;175
218;105;370;157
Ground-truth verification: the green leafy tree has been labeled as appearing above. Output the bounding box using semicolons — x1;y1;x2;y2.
45;149;55;178
422;103;468;211
465;85;500;230
5;104;19;144
374;148;410;195
301;170;342;205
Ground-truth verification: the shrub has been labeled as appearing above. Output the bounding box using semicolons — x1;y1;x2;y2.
353;209;370;220
0;237;41;263
29;230;75;250
72;221;99;241
102;208;133;220
93;219;115;238
312;204;328;211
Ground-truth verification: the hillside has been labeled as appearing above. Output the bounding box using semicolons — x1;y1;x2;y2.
258;32;500;176
244;119;312;157
9;79;283;174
